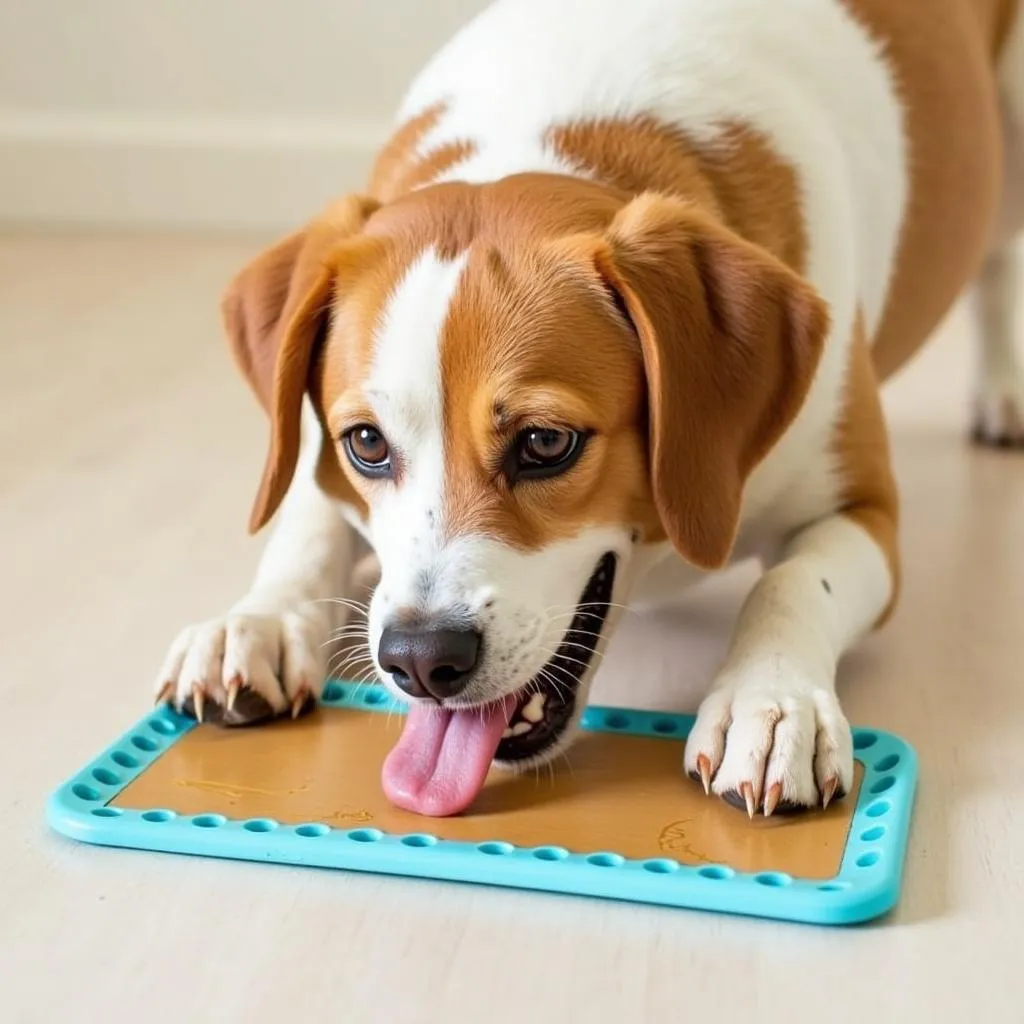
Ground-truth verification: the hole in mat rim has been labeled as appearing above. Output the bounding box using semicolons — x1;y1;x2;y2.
400;834;438;848
698;865;734;880
586;852;625;867
533;846;570;861
478;841;514;855
243;818;279;833
754;872;793;887
348;828;383;843
192;814;227;828
296;823;330;838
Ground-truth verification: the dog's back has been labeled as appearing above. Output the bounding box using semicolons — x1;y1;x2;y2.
376;0;1019;378
850;0;1021;379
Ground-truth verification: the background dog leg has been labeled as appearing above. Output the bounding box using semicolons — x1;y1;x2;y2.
683;513;894;815
972;241;1024;447
972;9;1024;448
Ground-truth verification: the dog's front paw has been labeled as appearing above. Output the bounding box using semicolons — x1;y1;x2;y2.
683;668;854;816
153;610;327;725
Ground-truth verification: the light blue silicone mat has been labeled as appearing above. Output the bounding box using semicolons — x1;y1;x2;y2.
47;681;917;926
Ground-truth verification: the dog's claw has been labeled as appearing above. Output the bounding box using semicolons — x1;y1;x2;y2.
763;782;782;818
740;781;757;819
225;676;241;713
155;681;174;707
291;687;311;720
696;754;712;795
821;776;839;810
192;686;206;723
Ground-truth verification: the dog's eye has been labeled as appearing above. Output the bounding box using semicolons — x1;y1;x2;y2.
522;428;575;464
344;425;392;477
511;427;585;480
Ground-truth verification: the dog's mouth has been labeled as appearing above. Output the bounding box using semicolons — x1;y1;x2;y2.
494;551;616;763
381;552;617;817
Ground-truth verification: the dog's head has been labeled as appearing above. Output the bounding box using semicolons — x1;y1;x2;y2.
223;175;828;814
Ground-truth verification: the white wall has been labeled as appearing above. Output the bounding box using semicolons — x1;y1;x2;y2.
0;0;488;230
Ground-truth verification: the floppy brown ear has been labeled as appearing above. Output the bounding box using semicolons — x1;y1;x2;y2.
221;194;380;532
593;193;829;569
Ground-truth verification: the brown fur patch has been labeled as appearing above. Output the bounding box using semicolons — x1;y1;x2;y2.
438;236;654;550
368;104;476;202
222;228;306;417
593;194;829;568
309;237;400;508
221;195;380;531
832;312;900;623
842;0;1008;380
313;235;429;500
362;174;627;257
549;118;807;273
994;0;1022;53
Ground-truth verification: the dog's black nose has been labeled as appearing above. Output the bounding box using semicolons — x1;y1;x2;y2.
378;627;482;701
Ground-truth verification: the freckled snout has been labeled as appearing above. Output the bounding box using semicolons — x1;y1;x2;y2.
378;625;482;701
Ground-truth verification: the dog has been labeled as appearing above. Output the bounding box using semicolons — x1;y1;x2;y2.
154;0;1024;818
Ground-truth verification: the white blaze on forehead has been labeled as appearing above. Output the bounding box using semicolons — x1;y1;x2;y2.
363;247;468;608
364;247;468;438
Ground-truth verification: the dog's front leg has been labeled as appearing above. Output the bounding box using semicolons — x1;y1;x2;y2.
153;417;359;725
683;512;895;815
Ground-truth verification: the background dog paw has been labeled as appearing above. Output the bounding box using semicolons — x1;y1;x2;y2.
972;379;1024;448
153;611;327;726
683;675;854;816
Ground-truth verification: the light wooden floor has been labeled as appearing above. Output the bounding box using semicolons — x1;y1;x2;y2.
2;231;1023;1022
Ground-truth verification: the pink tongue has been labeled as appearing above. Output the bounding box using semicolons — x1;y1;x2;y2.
382;695;517;817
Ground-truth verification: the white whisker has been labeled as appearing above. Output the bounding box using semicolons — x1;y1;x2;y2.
330;656;376;678
536;647;600;673
326;625;372;640
537;659;586;694
554;640;606;664
543;600;634;618
540;618;610;634
536;667;573;703
321;631;370;650
310;597;371;617
328;652;376;679
559;639;603;652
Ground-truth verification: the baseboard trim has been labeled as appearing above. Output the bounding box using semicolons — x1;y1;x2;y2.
0;112;387;232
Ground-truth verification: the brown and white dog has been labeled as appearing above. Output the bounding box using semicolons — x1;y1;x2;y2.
155;0;1024;817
